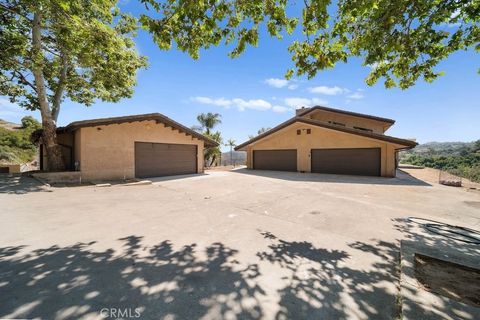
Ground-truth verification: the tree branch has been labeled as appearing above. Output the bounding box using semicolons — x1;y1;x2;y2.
0;3;32;21
32;11;53;119
52;53;68;122
42;45;61;57
13;70;37;92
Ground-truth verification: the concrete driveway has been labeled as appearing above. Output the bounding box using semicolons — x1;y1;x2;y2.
0;168;479;319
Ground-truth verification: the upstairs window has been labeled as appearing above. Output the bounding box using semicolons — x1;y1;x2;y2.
353;126;373;133
328;121;346;127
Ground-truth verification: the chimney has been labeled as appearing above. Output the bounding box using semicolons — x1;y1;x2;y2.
295;107;310;116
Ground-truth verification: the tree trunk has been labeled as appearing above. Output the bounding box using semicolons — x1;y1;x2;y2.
32;11;65;171
41;118;65;171
209;154;217;167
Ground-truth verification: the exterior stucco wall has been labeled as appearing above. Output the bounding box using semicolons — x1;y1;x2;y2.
307;110;390;134
74;129;82;165
244;122;402;177
77;120;205;181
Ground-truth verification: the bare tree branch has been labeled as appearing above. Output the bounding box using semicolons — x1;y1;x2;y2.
32;11;52;117
52;52;68;121
13;70;37;92
0;3;32;21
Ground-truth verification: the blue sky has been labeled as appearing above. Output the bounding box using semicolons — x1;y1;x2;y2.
1;5;479;151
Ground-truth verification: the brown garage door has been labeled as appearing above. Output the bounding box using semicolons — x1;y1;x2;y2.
253;150;297;172
135;142;197;178
311;148;381;176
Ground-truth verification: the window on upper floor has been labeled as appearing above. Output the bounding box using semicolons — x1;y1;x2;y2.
353;126;373;133
327;121;346;127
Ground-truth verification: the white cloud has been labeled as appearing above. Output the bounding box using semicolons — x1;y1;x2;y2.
347;92;364;100
191;96;283;112
0;99;31;120
284;97;327;109
264;78;289;88
272;105;289;113
191;96;232;107
264;78;299;90
191;94;330;113
308;86;347;95
232;98;271;111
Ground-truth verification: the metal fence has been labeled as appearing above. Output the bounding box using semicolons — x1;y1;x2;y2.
439;170;462;187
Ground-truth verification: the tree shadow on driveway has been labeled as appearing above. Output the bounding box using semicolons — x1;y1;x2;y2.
232;168;431;186
3;230;463;319
257;231;401;319
0;174;50;194
0;236;264;319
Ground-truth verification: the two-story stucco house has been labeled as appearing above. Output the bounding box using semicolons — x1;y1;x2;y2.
235;106;417;177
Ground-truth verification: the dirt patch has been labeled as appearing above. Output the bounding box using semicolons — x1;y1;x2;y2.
414;254;480;307
399;166;480;190
465;201;480;209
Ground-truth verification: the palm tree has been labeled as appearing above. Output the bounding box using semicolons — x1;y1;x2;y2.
257;127;271;135
205;131;223;166
195;113;222;167
226;139;236;166
197;113;222;135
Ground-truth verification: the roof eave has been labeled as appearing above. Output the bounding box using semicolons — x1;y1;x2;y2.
56;113;217;147
234;117;416;150
298;105;396;125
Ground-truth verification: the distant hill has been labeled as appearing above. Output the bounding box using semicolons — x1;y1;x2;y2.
0;119;21;131
220;151;246;166
400;140;480;182
407;141;475;156
0;117;40;165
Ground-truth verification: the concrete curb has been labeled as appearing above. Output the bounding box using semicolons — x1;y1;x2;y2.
95;183;111;187
400;240;480;320
29;174;51;188
121;180;152;186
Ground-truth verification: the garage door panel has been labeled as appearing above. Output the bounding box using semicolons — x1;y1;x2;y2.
253;150;297;172
135;142;197;178
311;148;380;176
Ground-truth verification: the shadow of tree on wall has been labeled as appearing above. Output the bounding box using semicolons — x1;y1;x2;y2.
0;236;264;319
256;231;400;319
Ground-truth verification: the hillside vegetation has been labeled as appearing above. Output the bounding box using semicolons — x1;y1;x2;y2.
0;116;40;164
400;141;480;182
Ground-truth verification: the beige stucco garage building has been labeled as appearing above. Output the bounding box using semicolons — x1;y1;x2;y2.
235;106;417;177
40;113;217;181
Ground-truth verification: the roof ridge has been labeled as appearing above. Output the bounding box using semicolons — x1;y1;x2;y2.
297;106;395;124
235;116;415;150
60;113;218;147
302;117;415;145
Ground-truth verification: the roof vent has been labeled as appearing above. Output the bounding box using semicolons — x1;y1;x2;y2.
296;107;310;116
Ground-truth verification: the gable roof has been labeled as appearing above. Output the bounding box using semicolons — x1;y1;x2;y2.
58;113;218;147
298;106;396;125
235;116;417;151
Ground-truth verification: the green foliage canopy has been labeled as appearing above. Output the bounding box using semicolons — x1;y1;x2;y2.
139;0;479;89
0;0;147;117
194;112;222;166
401;140;480;182
0;116;40;163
